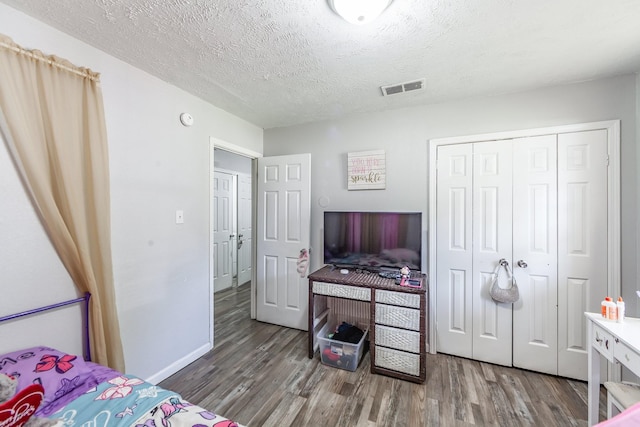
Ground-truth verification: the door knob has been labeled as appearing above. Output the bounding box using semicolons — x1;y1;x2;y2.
516;260;528;268
229;234;236;239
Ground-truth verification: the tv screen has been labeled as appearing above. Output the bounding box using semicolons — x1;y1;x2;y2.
323;211;422;271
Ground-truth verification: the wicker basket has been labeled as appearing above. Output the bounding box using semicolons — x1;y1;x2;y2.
375;303;421;331
375;324;420;353
376;290;420;308
375;346;420;376
312;281;371;301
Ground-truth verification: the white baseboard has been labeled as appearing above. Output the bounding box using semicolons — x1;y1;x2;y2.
145;343;212;385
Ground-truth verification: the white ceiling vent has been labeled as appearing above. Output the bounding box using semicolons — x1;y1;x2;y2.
380;78;426;96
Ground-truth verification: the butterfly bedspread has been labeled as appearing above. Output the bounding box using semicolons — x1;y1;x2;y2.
52;375;241;427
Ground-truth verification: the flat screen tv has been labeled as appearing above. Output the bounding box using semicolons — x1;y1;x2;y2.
323;211;422;271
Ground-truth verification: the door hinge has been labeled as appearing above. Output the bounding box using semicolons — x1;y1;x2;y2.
606;155;610;166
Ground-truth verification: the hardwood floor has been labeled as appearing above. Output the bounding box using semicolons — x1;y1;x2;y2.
159;283;607;426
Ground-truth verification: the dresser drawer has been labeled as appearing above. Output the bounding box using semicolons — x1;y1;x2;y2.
375;346;420;376
592;323;614;362
614;339;640;377
375;324;421;353
375;290;420;308
312;282;371;301
375;304;421;331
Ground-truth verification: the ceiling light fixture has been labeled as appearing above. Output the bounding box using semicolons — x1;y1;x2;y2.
328;0;394;25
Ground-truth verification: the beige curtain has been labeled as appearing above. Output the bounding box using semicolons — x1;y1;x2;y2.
0;34;125;372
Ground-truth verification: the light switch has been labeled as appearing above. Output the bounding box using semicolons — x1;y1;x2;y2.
176;210;184;224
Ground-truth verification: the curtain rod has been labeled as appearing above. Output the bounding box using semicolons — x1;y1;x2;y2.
0;39;100;82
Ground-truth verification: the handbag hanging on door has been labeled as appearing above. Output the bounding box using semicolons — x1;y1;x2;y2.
489;258;520;304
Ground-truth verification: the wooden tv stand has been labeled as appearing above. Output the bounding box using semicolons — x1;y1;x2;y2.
308;266;428;383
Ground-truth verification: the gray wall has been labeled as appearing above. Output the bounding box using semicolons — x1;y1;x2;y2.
265;74;639;317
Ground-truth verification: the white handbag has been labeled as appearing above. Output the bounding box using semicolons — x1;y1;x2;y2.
489;258;520;304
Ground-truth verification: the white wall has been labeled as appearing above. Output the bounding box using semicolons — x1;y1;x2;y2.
264;74;639;317
0;3;263;381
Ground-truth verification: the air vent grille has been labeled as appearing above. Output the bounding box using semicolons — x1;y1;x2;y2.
381;78;426;96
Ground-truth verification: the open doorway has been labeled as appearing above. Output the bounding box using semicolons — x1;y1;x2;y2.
209;139;311;341
209;137;261;347
213;149;252;292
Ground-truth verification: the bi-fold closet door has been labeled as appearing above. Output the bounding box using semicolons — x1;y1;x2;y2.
435;131;608;380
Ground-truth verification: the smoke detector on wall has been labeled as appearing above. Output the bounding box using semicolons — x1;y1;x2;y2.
380;78;426;96
179;112;194;126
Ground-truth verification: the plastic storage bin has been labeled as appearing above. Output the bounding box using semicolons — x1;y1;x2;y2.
318;320;368;372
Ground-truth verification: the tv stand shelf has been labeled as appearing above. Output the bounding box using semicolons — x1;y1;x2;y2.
308;265;428;383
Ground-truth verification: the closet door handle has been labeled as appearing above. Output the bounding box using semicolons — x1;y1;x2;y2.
516;260;528;269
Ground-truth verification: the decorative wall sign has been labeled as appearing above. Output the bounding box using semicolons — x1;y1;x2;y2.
347;150;386;190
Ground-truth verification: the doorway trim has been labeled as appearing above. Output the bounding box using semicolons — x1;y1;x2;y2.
427;120;621;355
209;136;262;348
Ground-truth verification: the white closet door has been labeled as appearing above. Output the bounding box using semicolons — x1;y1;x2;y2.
557;130;608;380
435;143;473;358
512;135;559;375
432;122;616;381
471;140;513;366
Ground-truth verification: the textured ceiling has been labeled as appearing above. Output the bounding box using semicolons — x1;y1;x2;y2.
2;0;640;129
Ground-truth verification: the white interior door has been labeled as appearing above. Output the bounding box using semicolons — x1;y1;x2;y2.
213;171;233;292
256;153;311;330
512;135;559;375
435;143;473;357
557;129;608;381
237;172;252;285
472;140;513;366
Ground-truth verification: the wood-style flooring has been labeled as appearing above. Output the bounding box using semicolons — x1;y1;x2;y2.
159;283;607;426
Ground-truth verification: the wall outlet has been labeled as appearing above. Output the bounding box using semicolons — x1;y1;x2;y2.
176;210;184;224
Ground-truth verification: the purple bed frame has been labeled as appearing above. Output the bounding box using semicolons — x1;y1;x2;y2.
0;292;92;361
